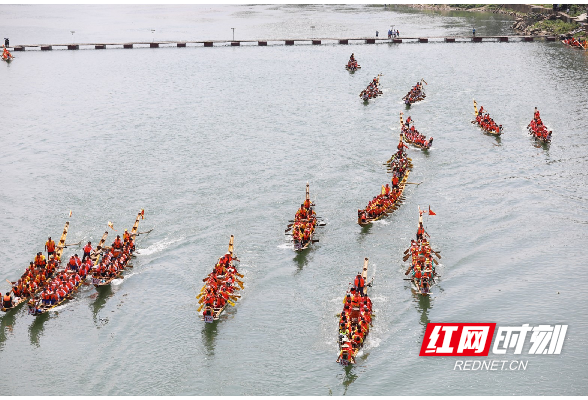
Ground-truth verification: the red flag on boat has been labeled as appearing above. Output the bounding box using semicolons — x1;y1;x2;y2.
429;206;436;216
140;209;145;220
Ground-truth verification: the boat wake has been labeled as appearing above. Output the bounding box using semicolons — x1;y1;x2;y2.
51;304;69;312
113;272;137;286
373;220;390;225
365;337;381;349
138;237;183;256
277;243;293;250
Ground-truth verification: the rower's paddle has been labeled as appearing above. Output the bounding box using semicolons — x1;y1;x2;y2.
197;303;204;313
405;182;423;186
403;253;411;262
137;229;153;235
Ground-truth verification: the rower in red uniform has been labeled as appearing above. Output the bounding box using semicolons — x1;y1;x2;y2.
34;252;47;269
354;273;365;294
3;292;12;308
417;223;425;241
123;229;131;244
112;235;123;256
45;237;56;258
83;242;92;260
392;175;399;189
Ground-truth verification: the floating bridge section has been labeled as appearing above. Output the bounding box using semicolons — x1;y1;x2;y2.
8;36;557;52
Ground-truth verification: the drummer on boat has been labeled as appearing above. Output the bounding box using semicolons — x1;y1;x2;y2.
45;237;56;258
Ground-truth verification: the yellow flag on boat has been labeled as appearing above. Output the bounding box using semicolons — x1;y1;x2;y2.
108;221;116;231
69;210;72;217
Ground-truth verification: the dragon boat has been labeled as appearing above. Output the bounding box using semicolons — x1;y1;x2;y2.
285;183;324;251
473;100;502;136
400;112;433;150
198;235;244;322
337;258;373;366
2;221;69;312
403;209;441;296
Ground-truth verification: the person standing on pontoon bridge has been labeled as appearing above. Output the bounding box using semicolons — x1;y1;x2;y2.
4;38;8;47
472;27;476;37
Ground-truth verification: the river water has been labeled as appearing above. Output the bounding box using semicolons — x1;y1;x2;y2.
1;4;587;396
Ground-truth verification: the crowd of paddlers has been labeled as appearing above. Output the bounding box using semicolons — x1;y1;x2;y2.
33;265;89;311
474;105;502;135
91;237;135;283
401;115;433;149
357;144;410;224
359;74;382;102
198;247;244;320
528;107;552;142
346;53;360;71
290;198;317;250
2;253;58;310
562;37;587;49
337;272;373;365
403;80;426;105
29;233;136;315
404;210;439;296
2;211;147;315
1;46;13;62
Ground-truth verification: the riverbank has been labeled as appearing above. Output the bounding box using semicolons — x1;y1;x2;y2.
398;4;587;40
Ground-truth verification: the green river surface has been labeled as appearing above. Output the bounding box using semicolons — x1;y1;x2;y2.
1;4;587;396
